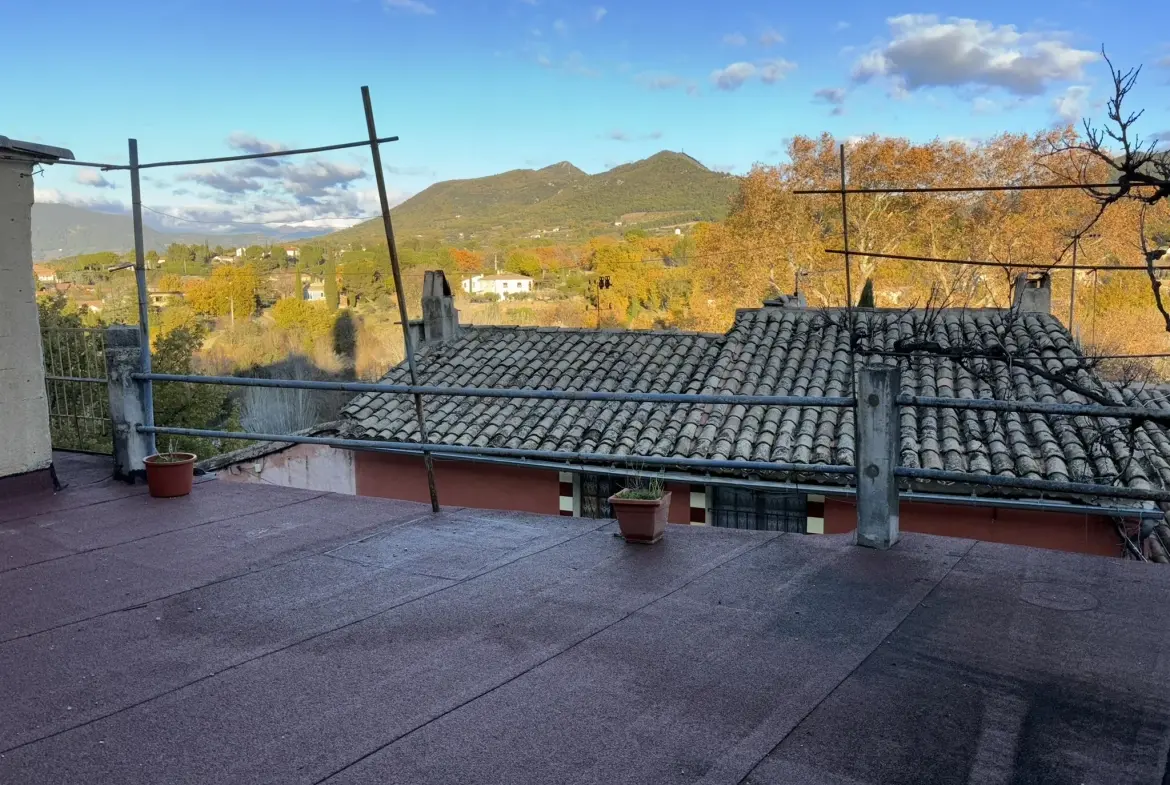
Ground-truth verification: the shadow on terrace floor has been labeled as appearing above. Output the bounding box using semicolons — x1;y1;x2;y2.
1;452;1168;784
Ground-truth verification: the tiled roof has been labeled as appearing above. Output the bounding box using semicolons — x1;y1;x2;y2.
342;308;1170;499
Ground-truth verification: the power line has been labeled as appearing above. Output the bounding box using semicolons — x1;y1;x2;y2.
134;135;399;171
792;181;1154;195
823;248;1170;272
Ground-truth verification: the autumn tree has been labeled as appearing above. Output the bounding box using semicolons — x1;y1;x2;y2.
185;265;259;320
448;248;483;274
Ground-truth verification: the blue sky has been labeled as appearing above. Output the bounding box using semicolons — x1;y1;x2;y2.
5;0;1168;233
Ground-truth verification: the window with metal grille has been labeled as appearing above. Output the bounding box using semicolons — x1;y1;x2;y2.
579;473;633;519
710;486;808;533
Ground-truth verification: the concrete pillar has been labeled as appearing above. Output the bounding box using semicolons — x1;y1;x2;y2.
421;270;460;344
0;159;53;482
856;365;900;549
106;327;153;481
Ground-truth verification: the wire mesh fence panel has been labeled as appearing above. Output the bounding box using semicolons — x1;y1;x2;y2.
42;328;113;454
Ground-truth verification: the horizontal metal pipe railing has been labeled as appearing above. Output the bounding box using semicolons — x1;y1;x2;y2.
894;466;1170;503
139;426;859;476
899;395;1170;422
133;372;857;408
367;445;1163;520
132;373;1170;421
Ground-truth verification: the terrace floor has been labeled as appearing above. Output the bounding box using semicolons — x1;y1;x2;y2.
2;452;1170;784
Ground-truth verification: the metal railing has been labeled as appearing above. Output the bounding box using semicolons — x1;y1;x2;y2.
127;368;1170;505
41;328;112;454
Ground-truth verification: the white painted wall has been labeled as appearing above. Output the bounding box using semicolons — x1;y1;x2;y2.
216;443;356;494
0;160;52;478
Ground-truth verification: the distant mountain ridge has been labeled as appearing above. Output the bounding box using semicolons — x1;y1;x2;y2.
32;204;304;260
318;151;739;245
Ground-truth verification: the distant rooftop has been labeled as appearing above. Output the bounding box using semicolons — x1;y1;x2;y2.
2;452;1168;783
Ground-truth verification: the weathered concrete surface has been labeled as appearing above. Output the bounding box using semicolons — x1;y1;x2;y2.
0;159;52;479
2;453;1168;784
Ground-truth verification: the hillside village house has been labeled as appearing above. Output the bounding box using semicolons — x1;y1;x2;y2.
207;271;1170;558
461;273;533;299
32;264;57;284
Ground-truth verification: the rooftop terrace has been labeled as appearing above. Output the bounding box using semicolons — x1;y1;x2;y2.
3;453;1169;784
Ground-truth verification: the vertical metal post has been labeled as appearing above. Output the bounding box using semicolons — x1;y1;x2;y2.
856;365;900;549
128;139;156;456
839;143;854;310
1068;237;1078;336
361;85;440;513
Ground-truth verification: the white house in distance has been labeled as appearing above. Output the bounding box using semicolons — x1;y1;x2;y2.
462;273;533;299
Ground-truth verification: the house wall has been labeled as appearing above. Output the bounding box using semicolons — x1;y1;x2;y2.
217;443;356;494
355;452;562;515
0;159;53;482
823;497;1120;557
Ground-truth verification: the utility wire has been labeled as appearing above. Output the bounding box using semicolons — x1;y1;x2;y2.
823;248;1170;272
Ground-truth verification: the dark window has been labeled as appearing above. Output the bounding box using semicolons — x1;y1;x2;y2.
710;487;807;533
580;473;631;519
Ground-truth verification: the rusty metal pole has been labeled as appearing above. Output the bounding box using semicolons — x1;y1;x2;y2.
128;139;156;456
839;143;853;309
361;86;440;513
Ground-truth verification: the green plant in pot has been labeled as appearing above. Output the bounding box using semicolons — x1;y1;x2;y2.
144;441;197;498
608;474;671;544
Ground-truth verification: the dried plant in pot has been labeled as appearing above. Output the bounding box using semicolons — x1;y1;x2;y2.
609;476;670;544
144;444;197;498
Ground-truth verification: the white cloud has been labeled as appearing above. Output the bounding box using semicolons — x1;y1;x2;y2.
1155;55;1170;68
759;28;784;47
35;187;127;214
552;18;567;34
758;58;796;84
851;15;1096;96
608;130;629;141
712;62;756;91
75;169;115;189
383;0;435;14
814;87;846;116
592;6;606;22
712;59;795;90
814;87;846;105
635;72;696;94
834;21;850;32
536;54;552;67
722;32;747;47
972;96;1000;114
1053;84;1091;124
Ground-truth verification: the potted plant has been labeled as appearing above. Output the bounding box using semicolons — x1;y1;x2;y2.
144;444;197;498
608;476;671;544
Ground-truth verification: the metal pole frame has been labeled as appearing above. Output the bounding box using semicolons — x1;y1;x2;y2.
361;85;440;513
128;139;157;456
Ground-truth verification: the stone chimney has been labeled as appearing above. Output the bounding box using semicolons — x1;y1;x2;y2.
762;292;807;309
1012;272;1051;314
417;270;460;344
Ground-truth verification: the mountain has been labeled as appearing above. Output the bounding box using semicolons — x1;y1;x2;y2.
319;151;739;246
31;204;299;260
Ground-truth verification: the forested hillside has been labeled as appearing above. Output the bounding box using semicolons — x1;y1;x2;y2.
319;151;738;245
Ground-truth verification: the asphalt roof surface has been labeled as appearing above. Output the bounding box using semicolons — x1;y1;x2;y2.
2;452;1169;784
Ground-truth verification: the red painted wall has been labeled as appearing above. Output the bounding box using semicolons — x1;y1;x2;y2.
666;483;692;525
823;497;1120;557
355;453;561;515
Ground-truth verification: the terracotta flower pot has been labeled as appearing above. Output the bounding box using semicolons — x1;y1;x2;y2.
609;490;671;544
144;453;197;498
